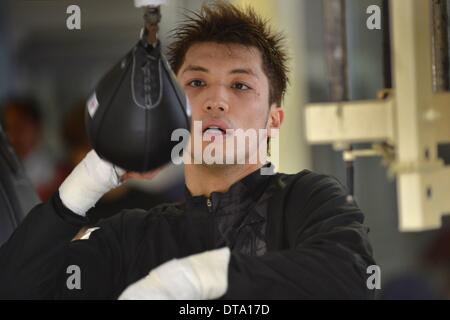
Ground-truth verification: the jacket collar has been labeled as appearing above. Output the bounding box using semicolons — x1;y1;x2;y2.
184;163;275;212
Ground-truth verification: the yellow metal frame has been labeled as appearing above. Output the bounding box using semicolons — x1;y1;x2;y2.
305;0;450;231
305;98;394;144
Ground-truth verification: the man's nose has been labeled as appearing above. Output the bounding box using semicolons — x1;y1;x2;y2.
202;85;229;114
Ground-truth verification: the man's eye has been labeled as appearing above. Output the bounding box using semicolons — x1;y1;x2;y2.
188;80;206;87
232;83;251;91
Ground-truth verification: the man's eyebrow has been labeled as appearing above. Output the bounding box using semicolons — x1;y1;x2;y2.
229;68;259;79
181;65;209;74
181;65;259;79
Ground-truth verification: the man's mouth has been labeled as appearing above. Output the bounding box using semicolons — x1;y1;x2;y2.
203;126;228;142
201;118;232;140
203;126;226;135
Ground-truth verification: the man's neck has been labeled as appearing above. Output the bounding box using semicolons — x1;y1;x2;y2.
184;163;263;197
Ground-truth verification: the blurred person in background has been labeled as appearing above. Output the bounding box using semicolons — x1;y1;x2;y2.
1;96;65;201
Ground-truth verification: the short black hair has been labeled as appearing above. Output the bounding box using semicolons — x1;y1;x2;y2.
1;95;42;126
167;1;290;106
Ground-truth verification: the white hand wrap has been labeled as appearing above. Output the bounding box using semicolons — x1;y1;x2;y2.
118;247;231;300
59;150;125;216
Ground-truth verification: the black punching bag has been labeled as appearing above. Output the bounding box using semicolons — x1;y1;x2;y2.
85;5;191;172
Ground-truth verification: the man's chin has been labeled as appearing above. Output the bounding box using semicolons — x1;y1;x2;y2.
182;140;265;166
186;152;261;167
201;162;233;170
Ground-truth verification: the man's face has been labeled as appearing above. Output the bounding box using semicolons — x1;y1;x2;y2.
176;42;282;166
3;106;41;159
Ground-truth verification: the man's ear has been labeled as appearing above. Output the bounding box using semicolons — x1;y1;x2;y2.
267;104;284;134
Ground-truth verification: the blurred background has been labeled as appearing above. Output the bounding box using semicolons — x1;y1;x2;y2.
1;0;450;299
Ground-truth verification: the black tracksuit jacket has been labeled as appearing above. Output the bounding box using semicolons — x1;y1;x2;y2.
0;167;376;299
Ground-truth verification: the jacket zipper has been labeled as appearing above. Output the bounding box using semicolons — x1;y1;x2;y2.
206;197;215;246
206;198;212;213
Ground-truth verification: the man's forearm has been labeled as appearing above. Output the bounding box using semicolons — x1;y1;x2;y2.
0;150;127;298
0;192;88;299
